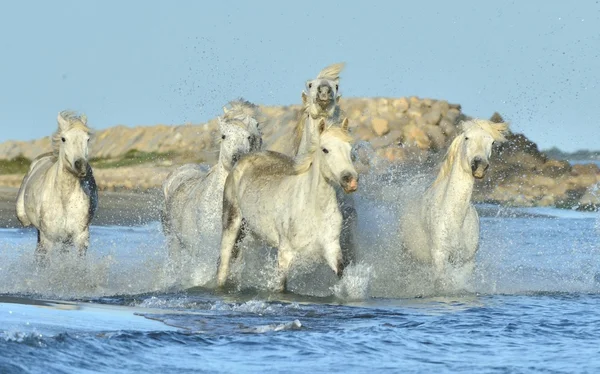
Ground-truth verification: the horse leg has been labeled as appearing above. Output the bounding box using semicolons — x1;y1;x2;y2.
73;229;90;257
432;249;447;290
277;242;295;292
340;204;357;267
217;198;242;288
323;241;344;278
35;230;50;266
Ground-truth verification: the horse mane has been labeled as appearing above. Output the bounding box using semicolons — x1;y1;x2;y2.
293;111;309;154
52;111;92;156
222;98;263;123
433;135;464;186
433;119;509;185
294;126;352;174
317;62;345;81
463;118;509;142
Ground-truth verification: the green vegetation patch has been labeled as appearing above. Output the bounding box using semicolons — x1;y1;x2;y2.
0;155;31;175
91;149;171;169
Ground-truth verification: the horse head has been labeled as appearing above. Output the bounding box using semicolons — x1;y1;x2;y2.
54;111;92;178
317;118;359;193
218;117;259;172
222;99;263;151
458;119;509;179
302;63;344;119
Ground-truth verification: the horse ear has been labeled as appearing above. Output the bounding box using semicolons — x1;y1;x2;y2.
301;91;308;105
217;116;226;133
80;114;87;125
458;120;474;133
492;122;510;141
341;118;349;132
57;112;69;131
222;106;230;114
318;119;326;134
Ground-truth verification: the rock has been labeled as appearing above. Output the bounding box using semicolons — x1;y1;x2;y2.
541;159;571;177
571;163;600;176
578;186;600;211
445;108;462;123
391;98;409;112
402;124;430;150
424;125;446;151
378;146;406;162
371;118;390;136
419;108;442;127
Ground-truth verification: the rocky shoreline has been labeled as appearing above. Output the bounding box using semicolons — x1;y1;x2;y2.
0;97;598;211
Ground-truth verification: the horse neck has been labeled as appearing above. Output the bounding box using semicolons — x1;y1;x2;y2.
212;158;230;183
297;152;337;209
429;154;474;222
54;156;81;196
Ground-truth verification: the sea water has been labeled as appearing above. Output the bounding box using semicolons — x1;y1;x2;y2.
0;200;598;372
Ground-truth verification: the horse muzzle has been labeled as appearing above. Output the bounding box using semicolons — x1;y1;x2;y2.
316;84;333;109
341;172;359;193
74;159;88;178
471;158;489;179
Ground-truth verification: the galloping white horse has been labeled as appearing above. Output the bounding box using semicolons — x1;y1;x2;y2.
161;100;262;276
16;111;97;258
217;118;358;290
400;119;508;284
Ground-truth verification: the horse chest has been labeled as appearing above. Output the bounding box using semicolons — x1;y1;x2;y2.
41;190;90;237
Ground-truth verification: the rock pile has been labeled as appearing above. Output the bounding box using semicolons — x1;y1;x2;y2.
0;97;597;210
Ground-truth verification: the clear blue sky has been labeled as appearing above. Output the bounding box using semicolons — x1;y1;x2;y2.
0;1;598;152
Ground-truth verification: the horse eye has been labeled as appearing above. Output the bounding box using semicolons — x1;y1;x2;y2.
256;122;259;128
221;135;226;140
322;148;329;154
336;84;339;91
465;137;469;141
61;137;66;142
308;83;312;89
247;136;251;141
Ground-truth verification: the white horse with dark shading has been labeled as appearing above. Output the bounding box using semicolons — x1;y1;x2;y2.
400;119;509;285
161;100;262;280
217;118;358;291
16;111;97;258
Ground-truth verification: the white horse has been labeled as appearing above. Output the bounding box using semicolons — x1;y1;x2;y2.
217;118;358;290
284;63;359;268
16;111;97;258
161;101;262;279
293;62;344;157
400;119;508;285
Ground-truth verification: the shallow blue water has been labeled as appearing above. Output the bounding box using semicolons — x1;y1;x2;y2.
0;205;599;373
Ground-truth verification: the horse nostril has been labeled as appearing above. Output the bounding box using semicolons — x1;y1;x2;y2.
74;160;82;170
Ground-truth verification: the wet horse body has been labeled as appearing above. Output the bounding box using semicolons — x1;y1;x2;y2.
400;119;509;283
218;119;358;290
16;112;97;257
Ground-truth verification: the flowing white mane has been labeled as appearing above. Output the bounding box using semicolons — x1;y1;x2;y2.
222;98;263;123
317;62;345;81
